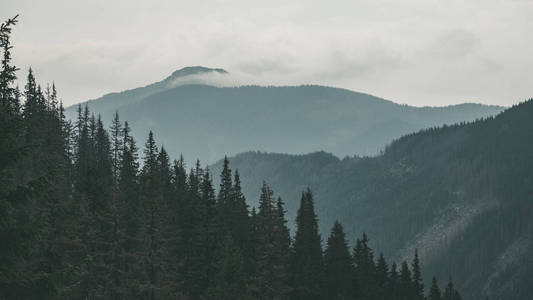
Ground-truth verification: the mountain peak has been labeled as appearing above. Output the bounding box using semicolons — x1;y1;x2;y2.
168;66;228;79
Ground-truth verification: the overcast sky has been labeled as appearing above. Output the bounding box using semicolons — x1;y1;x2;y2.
1;0;532;107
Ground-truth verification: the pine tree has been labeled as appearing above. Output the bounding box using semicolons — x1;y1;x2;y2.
353;233;377;300
253;183;288;299
443;276;462;300
290;189;324;300
0;16;65;298
375;253;389;300
85;115;115;298
181;162;220;299
215;159;252;268
273;196;291;293
247;206;260;297
94;115;113;208
399;261;413;300
411;249;424;300
428;276;442;300
0;15;18;108
230;170;251;258
198;167;219;297
139;131;166;300
217;156;233;222
209;233;246;300
165;156;186;295
110;111;122;182
181;163;203;298
324;221;354;299
389;262;400;300
116;121;143;297
22;68;41;125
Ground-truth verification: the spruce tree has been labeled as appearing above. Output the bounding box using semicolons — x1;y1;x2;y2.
117;121;143;297
198;167;219;297
110;111;122;182
181;163;203;298
1;18;71;297
247;206;260;297
217;156;233;221
324;221;354;299
412;249;424;300
209;233;246;300
375;253;390;300
353;233;377;300
230;170;251;258
139;131;166;300
399;261;413;300
428;276;442;300
165;156;186;295
443;277;462;300
252;183;290;299
273;196;291;290
389;262;400;300
0;15;19;108
290;189;324;300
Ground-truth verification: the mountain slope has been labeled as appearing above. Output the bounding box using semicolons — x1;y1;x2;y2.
66;67;504;164
210;100;533;300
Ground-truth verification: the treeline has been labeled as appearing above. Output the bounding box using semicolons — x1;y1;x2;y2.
1;16;462;299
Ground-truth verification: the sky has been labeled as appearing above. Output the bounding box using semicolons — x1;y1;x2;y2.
1;0;532;107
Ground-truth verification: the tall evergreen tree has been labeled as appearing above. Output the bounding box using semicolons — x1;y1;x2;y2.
139;131;167;300
273;196;291;291
324;221;354;299
252;183;290;299
428;276;442;300
198;167;219;297
116;121;143;298
230;170;251;257
0;16;68;298
443;277;462;300
399;261;413;300
0;15;18;108
217;156;233;221
389;262;400;300
375;253;390;300
209;233;246;300
110;111;122;182
353;233;377;300
165;156;186;295
412;249;424;300
290;189;324;300
181;163;203;298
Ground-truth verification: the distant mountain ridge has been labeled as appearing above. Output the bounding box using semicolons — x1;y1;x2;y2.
210;100;533;300
66;66;504;164
76;66;229;113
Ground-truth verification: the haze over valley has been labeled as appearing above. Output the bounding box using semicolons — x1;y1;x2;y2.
66;66;504;165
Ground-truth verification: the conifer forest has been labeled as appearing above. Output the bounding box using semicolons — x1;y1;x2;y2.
2;6;532;300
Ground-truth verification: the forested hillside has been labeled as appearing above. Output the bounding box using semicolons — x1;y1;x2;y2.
1;17;465;300
211;99;533;299
65;67;503;165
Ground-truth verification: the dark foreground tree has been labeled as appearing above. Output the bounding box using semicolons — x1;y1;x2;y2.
324;221;354;299
290;189;324;300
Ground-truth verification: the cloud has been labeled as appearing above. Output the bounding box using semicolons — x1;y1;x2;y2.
3;0;532;107
420;29;479;60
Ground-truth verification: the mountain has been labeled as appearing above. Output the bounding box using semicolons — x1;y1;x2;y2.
71;66;229;114
210;100;533;300
66;67;504;164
